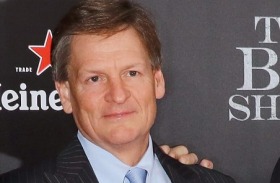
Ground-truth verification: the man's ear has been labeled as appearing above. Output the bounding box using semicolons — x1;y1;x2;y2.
154;69;165;99
55;81;73;114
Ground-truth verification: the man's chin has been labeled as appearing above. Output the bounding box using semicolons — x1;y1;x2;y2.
107;129;146;147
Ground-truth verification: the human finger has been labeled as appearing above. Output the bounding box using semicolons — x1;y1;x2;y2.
160;145;171;154
200;159;214;169
168;145;189;159
178;153;199;165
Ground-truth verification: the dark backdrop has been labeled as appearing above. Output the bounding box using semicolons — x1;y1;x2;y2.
1;1;280;183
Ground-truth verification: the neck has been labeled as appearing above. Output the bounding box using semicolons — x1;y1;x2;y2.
80;131;150;166
108;136;150;166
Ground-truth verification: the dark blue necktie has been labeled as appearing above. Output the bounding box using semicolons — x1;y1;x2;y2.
125;167;147;183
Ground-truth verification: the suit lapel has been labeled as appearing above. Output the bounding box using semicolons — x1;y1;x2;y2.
44;137;99;183
154;142;235;183
153;142;200;183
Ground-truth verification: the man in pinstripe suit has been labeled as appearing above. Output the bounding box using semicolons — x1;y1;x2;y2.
0;0;235;182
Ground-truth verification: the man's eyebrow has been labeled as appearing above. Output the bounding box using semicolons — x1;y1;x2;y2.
125;63;147;68
76;61;149;75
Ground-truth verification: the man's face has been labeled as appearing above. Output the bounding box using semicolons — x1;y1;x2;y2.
55;28;165;151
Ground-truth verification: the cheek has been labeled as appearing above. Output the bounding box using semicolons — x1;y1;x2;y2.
70;90;101;121
136;89;157;122
71;94;103;136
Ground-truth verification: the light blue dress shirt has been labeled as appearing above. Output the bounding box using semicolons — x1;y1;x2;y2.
77;131;171;183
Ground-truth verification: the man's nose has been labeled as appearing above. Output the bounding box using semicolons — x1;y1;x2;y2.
104;78;131;103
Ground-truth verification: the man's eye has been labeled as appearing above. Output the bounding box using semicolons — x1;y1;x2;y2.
128;71;138;77
90;76;99;82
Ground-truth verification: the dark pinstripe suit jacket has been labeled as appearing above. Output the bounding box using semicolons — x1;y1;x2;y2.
270;158;280;183
0;137;235;183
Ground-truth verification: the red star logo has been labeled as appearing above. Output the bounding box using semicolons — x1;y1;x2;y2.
29;30;52;76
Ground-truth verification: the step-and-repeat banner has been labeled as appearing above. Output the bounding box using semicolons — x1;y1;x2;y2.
1;0;280;183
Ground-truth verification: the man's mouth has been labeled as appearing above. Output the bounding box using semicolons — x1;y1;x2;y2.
103;111;135;119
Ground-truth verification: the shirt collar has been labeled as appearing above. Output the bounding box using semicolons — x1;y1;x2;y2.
77;131;154;183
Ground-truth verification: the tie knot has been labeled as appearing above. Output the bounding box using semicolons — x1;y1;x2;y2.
125;167;147;183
